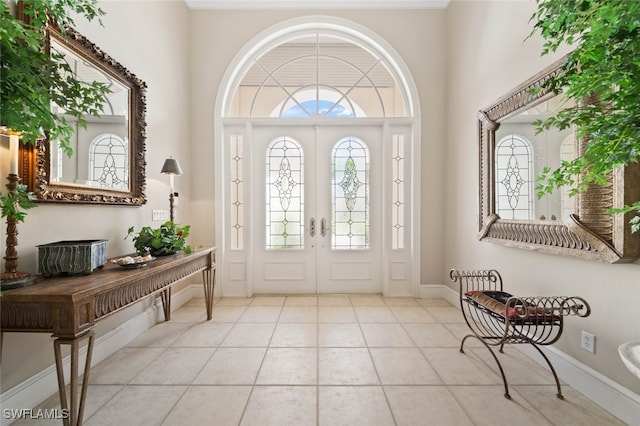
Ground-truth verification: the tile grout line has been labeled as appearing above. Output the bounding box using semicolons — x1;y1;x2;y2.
236;296;281;425
33;296;625;426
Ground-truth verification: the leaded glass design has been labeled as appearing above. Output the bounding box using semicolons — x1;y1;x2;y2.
266;137;304;249
392;135;405;250
89;134;128;189
495;135;533;220
332;137;369;250
230;135;244;250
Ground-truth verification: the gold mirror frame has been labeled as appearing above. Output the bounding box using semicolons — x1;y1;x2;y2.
20;23;147;205
478;56;640;263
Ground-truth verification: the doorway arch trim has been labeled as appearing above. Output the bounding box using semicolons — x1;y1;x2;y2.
215;16;421;297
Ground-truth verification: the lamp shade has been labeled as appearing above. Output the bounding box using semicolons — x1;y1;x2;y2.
161;157;183;176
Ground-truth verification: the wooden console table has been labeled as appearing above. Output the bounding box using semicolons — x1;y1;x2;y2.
1;247;216;426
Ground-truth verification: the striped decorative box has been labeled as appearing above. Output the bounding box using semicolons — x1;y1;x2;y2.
37;240;107;276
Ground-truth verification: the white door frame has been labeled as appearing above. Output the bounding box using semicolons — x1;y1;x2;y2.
214;17;421;297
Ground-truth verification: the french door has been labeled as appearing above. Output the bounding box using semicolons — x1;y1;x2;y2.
252;125;382;294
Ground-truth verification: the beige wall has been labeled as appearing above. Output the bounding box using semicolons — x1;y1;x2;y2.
2;0;638;403
187;8;448;284
1;0;448;395
1;1;192;391
445;0;640;394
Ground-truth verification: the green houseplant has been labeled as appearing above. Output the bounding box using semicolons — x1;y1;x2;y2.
1;0;111;222
0;182;36;222
1;0;110;289
1;0;110;155
530;0;640;232
126;221;191;257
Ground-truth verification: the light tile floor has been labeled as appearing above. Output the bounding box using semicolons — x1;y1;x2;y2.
19;295;624;425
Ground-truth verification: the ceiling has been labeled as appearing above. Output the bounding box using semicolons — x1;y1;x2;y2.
184;0;450;10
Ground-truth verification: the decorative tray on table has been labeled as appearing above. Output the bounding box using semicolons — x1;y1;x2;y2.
111;254;156;269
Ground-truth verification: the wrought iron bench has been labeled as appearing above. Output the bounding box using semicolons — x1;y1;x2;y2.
449;268;591;399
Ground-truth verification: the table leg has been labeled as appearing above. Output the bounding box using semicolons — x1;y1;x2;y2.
53;331;95;426
202;267;215;320
160;288;172;321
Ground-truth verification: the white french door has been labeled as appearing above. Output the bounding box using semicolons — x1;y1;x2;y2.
252;124;382;294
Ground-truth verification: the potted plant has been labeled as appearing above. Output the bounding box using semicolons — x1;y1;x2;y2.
529;0;640;232
126;221;191;257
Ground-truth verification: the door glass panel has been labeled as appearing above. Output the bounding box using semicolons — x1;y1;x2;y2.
332;137;369;250
391;134;405;250
266;137;305;249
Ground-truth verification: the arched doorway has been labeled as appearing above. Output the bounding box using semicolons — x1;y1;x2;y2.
215;16;421;296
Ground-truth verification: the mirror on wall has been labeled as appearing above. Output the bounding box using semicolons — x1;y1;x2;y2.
478;55;640;263
20;22;147;205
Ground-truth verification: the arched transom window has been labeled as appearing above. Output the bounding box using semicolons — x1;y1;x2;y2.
228;32;409;118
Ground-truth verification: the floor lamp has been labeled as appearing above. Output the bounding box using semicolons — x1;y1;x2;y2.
160;157;183;223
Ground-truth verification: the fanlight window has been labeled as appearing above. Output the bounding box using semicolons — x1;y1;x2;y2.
332;137;369;249
495;135;533;220
275;89;365;118
229;33;407;118
266;137;305;249
89;133;128;189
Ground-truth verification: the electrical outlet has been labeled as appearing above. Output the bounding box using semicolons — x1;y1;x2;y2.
152;210;169;221
581;330;596;353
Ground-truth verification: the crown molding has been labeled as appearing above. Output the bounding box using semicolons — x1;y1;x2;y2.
184;0;450;10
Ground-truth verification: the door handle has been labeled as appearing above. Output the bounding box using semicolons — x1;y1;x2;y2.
310;218;316;237
321;218;327;237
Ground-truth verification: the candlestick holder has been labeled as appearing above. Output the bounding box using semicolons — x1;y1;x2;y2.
1;174;37;290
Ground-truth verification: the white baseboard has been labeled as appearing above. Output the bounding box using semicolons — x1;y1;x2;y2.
418;284;448;299
439;284;640;425
517;343;640;425
418;283;459;306
0;285;195;425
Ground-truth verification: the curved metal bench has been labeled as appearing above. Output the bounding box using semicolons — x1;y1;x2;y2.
449;268;591;399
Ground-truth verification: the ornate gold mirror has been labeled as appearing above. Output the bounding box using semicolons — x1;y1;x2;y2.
478;56;640;263
20;22;147;205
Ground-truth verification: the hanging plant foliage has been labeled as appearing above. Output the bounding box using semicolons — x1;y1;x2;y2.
529;0;640;231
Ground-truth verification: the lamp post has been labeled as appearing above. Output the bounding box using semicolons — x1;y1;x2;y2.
160;157;183;223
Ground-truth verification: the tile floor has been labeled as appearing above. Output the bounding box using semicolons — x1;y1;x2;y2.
19;295;623;425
